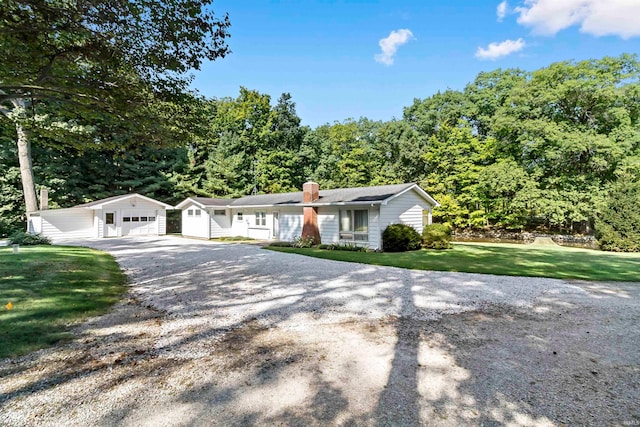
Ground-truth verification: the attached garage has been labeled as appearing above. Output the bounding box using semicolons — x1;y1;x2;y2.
28;193;172;240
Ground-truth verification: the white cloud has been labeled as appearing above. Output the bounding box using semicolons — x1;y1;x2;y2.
515;0;640;39
475;38;526;60
497;1;508;22
374;29;414;66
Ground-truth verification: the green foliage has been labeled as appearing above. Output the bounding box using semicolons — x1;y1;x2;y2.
595;177;640;252
422;224;452;249
8;231;51;246
291;236;316;248
269;241;293;247
382;224;422;252
0;245;126;358
321;242;368;252
267;243;640;282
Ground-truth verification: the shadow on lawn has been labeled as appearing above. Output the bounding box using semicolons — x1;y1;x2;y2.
1;237;639;426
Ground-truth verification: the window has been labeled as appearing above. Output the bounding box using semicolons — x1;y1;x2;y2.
255;211;266;226
194;209;201;216
132;216;139;222
105;213;114;225
123;217;131;222
187;209;194;216
237;212;243;221
148;216;156;222
214;210;226;216
140;216;148;222
339;209;368;241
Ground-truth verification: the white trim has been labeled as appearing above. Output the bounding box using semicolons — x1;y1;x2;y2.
89;193;173;210
381;184;439;207
175;197;207;210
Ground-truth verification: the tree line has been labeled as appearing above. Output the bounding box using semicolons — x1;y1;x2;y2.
1;3;638;249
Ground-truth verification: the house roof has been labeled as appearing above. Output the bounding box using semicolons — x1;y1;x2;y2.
228;183;438;208
174;197;235;210
73;193;173;209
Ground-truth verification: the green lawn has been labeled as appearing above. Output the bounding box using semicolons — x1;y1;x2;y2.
0;245;127;359
266;242;640;282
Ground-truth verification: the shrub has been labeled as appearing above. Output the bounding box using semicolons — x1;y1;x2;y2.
291;235;315;248
325;242;367;252
595;177;640;252
269;241;293;247
8;231;52;246
422;223;452;249
382;224;421;252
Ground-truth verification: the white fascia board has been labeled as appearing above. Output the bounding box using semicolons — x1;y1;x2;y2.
89;193;173;210
381;184;440;207
174;198;207;210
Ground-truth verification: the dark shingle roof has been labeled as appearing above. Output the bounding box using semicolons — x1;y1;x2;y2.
191;197;235;207
230;183;416;207
74;194;131;208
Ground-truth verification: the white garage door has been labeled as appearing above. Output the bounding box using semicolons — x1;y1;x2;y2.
122;211;158;236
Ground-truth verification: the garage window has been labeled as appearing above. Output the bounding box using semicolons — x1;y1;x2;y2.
123;217;131;222
148;216;156;221
132;216;139;222
140;216;148;221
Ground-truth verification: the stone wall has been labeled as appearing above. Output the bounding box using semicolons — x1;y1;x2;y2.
453;230;598;248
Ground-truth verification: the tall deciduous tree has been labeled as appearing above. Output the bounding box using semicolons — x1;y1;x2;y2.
0;0;230;213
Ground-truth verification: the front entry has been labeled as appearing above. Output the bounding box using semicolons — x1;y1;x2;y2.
105;212;118;237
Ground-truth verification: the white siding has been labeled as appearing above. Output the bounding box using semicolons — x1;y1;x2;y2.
157;210;167;235
379;189;435;248
182;204;210;238
230;209;249;237
27;214;42;234
40;208;95;240
318;207;339;244
369;206;381;249
278;207;304;241
210;208;232;238
95;210;104;238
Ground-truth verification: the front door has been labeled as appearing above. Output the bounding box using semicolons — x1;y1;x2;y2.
272;211;280;239
105;212;118;237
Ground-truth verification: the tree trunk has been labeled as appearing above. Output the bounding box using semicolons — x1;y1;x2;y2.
15;118;39;213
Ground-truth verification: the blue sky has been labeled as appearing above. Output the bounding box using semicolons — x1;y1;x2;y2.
192;0;640;128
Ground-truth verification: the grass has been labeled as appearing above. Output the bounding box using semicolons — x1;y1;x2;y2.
0;245;127;359
266;242;640;282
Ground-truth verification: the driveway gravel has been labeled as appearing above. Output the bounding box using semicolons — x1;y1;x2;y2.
1;236;638;426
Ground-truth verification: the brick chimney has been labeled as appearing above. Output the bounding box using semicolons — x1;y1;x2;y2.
40;188;48;210
303;181;319;203
301;182;321;244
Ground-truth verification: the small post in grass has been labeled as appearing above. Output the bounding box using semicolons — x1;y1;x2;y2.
12;244;19;254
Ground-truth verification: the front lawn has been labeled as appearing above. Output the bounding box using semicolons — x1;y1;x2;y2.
0;245;127;359
266;242;640;282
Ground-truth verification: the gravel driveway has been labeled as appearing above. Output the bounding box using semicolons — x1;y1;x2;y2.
1;236;639;426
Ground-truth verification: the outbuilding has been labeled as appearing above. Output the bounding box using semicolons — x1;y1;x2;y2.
28;193;172;240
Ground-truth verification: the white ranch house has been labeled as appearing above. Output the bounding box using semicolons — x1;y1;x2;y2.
177;182;439;250
28;193;172;240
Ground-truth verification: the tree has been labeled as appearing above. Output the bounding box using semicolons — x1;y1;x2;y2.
0;0;230;213
595;175;640;252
